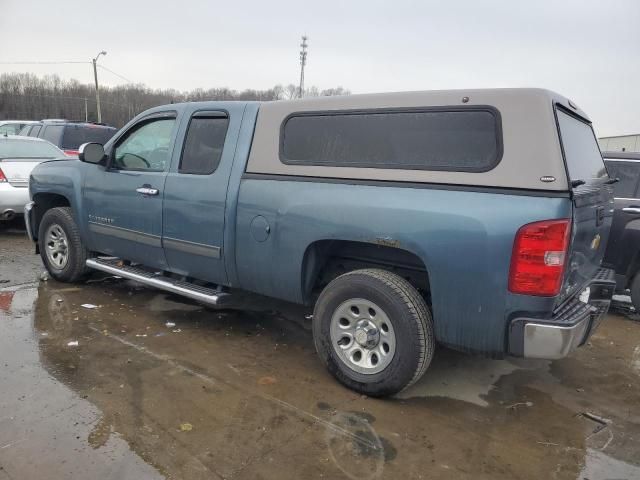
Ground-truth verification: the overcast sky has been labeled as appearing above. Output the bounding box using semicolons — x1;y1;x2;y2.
1;0;638;136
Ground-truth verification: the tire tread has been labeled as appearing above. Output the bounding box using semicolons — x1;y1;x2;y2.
38;207;89;283
313;268;435;396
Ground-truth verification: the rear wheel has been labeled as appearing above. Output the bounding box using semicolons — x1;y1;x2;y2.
631;274;640;313
313;269;434;397
38;207;89;283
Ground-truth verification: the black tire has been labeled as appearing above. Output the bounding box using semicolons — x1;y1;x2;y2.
312;268;434;397
631;274;640;313
38;207;89;283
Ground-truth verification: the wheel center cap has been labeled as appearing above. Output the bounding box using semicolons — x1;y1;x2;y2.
354;320;379;349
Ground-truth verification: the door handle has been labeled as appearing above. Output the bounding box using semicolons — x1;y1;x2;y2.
136;186;159;196
622;207;640;214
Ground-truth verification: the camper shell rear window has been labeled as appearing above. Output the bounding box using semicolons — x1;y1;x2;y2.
555;107;608;183
279;106;503;172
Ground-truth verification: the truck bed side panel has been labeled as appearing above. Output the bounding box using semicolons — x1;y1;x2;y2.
235;178;571;355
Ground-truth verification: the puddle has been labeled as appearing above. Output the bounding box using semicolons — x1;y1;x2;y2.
632;346;640;374
2;276;640;480
0;285;164;479
398;348;549;407
147;293;202;313
580;448;640;480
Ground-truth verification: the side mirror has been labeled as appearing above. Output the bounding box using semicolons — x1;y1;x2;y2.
78;143;106;164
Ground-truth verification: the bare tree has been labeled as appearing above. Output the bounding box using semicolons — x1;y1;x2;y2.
279;84;299;100
321;87;350;97
0;73;351;128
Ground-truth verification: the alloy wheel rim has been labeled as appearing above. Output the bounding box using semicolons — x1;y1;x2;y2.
329;298;396;375
45;224;69;270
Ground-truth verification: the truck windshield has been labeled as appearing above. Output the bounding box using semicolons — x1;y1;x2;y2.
556;109;608;183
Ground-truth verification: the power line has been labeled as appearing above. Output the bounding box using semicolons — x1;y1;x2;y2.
0;61;134;85
1;92;87;101
0;60;135;84
0;61;90;65
97;64;134;84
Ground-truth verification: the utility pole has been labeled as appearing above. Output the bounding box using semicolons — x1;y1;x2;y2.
84;98;88;122
298;36;308;99
92;50;107;123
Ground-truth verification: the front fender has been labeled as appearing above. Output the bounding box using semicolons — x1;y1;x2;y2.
30;160;89;242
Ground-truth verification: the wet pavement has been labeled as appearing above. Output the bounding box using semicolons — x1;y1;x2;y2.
1;226;640;479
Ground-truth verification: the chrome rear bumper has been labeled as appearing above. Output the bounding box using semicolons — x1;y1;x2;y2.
510;268;615;360
523;315;591;359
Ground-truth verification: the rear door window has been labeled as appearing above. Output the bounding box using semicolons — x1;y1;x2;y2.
280;108;502;172
41;125;64;146
556;109;608;182
61;125;117;149
179;114;229;174
604;160;640;198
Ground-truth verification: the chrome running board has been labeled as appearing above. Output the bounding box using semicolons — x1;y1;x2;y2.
86;258;228;306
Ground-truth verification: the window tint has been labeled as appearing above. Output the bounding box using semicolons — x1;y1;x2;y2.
41;125;64;145
30;125;42;137
179;115;229;174
556;109;608;182
62;125;117;149
605;160;640;198
281;108;501;171
113;118;175;171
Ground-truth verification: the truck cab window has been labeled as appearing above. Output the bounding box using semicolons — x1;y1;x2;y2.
113;118;175;171
179;116;229;174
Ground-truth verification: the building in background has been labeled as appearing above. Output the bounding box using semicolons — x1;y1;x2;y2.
599;134;640;152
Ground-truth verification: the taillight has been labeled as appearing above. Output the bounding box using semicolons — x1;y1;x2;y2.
508;219;571;296
64;149;79;156
0;168;6;182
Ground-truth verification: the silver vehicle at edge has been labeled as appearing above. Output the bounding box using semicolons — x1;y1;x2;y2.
0;135;66;222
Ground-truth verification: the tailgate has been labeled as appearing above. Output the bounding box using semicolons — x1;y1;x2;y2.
555;107;614;302
0;159;43;187
563;184;614;300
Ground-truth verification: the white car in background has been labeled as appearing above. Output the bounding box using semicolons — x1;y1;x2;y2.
0;120;41;136
0;135;66;222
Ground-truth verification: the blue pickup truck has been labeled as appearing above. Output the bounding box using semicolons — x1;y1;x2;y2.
25;88;616;396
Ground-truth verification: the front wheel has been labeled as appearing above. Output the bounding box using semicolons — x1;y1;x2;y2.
312;269;434;397
38;207;89;283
